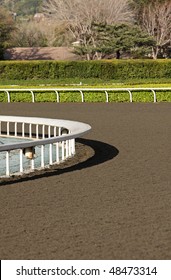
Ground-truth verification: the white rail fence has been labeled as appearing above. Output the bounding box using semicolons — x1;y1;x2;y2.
0;116;91;177
0;87;171;103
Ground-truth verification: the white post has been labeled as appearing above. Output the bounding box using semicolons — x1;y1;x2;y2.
49;143;53;165
151;89;157;103
7;122;10;136
41;145;45;168
6;151;10;176
69;139;72;156
58;127;61;136
80;90;84;102
128;90;133;103
15;122;17;137
66;140;69;158
36;124;39;139
55;90;60;103
71;139;75;154
30;90;35;103
42;125;45;139
29;123;32;138
105;91;109;103
22;123;25;137
48;126;51;138
5;90;10;103
56;142;59;163
31;158;34;170
20;149;23;173
54;127;57;137
62;141;65;160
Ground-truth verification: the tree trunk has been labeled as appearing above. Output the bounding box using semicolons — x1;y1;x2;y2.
152;46;159;59
116;50;121;59
86;53;91;60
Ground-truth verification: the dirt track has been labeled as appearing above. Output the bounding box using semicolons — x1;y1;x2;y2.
0;103;171;260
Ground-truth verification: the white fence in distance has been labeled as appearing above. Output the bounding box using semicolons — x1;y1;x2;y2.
0;87;171;103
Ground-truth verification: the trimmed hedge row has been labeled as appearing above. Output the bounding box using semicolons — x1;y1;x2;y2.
1;59;171;80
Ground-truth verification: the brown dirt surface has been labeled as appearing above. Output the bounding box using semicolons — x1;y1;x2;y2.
0;102;170;260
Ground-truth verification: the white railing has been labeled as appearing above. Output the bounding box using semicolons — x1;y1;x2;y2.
0;116;91;177
0;87;171;103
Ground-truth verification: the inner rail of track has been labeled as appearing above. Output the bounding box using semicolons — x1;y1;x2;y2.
0;87;171;103
0;116;91;177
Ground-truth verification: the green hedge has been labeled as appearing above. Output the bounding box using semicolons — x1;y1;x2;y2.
1;59;171;80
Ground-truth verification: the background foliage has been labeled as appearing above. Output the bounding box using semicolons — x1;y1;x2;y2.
0;60;171;80
0;0;171;59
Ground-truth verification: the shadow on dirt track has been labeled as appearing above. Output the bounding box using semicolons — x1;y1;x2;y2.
0;138;119;186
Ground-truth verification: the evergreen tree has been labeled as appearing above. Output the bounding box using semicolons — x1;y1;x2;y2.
73;23;155;60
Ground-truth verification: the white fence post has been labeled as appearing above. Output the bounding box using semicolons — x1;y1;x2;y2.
31;158;35;170
29;123;32;138
105;91;109;103
41;145;45;168
71;139;75;154
69;139;72;156
128;90;133;103
36;124;39;139
151;89;157;103
30;90;35;103
5;91;10;103
15;122;17;137
62;141;65;160
22;123;25;137
66;140;69;157
58;127;61;136
48;126;51;138
20;149;23;173
42;125;45;139
49;143;53;165
55;91;60;103
80;90;84;102
56;142;59;163
7;122;10;136
6;151;10;176
54;127;57;137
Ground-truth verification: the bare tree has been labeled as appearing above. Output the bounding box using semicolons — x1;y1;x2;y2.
10;21;48;47
10;19;72;47
43;0;132;23
131;0;171;59
43;0;133;59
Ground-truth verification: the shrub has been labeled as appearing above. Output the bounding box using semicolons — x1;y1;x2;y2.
0;59;171;81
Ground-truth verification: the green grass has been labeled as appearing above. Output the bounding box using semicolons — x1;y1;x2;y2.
0;77;171;88
0;77;171;102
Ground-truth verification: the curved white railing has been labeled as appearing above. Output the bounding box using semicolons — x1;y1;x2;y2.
0;116;91;177
0;87;171;103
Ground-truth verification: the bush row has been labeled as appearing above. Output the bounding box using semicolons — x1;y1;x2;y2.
0;59;171;80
